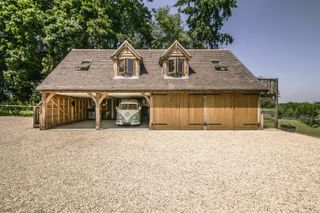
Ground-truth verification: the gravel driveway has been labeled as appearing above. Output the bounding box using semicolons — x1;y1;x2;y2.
1;117;320;212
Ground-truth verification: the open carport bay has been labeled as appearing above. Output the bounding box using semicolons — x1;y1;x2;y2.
56;119;149;129
1;117;320;212
38;92;150;130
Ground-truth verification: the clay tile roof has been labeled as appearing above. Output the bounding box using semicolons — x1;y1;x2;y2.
36;49;267;92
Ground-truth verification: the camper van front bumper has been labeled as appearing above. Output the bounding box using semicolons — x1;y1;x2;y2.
116;120;141;126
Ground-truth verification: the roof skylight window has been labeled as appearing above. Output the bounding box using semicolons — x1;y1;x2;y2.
210;60;228;71
211;60;220;64
75;60;93;71
215;65;228;71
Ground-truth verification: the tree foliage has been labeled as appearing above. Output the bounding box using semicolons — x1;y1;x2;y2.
0;0;237;102
261;97;275;109
175;0;237;48
151;6;190;48
0;0;153;101
0;0;46;101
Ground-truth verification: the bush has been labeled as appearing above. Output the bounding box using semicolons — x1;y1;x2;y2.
279;102;320;128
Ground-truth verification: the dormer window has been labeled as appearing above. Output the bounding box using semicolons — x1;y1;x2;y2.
111;40;142;79
117;58;135;76
166;58;186;77
160;41;191;79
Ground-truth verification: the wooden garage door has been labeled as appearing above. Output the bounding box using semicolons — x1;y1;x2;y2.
179;94;204;129
152;94;179;129
207;94;234;129
152;93;259;130
152;94;203;129
234;94;259;129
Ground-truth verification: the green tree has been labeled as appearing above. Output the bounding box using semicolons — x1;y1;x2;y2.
0;0;154;101
296;103;318;126
151;6;190;48
175;0;237;48
1;0;238;102
0;3;8;101
261;97;275;109
107;0;153;48
1;0;46;101
41;0;113;75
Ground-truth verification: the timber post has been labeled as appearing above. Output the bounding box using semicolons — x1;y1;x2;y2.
40;92;47;130
274;78;279;128
141;93;152;129
40;92;56;130
95;93;101;130
203;94;207;130
258;94;261;129
87;92;108;130
148;94;153;129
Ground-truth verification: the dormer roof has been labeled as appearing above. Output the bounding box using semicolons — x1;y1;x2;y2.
110;40;142;61
159;40;192;64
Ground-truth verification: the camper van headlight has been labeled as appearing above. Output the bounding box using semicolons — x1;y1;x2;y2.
117;114;124;120
132;113;138;120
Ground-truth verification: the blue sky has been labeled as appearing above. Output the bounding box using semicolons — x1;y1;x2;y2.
144;0;320;103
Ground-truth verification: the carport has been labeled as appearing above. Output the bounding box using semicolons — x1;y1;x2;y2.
38;92;151;130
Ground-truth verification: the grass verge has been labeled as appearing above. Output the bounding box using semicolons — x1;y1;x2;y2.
0;108;33;116
264;118;320;138
279;119;320;138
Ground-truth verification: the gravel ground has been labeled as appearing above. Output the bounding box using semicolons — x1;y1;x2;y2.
1;117;320;212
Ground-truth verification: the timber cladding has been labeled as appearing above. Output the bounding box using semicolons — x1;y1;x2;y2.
151;93;259;130
44;94;90;129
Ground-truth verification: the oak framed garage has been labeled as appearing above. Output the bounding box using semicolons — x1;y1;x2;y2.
36;40;267;130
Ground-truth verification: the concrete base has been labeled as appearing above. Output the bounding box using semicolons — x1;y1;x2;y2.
56;119;149;130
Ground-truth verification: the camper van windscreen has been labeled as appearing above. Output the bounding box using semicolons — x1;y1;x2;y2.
119;104;138;110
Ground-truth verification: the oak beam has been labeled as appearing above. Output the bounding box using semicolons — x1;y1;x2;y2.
95;93;102;130
203;95;208;130
87;92;108;130
46;92;56;104
149;95;153;129
274;79;279;128
87;92;96;100
40;92;47;130
141;93;151;105
40;92;55;130
258;95;262;129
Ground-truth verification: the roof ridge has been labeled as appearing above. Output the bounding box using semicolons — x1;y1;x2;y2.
71;48;230;51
